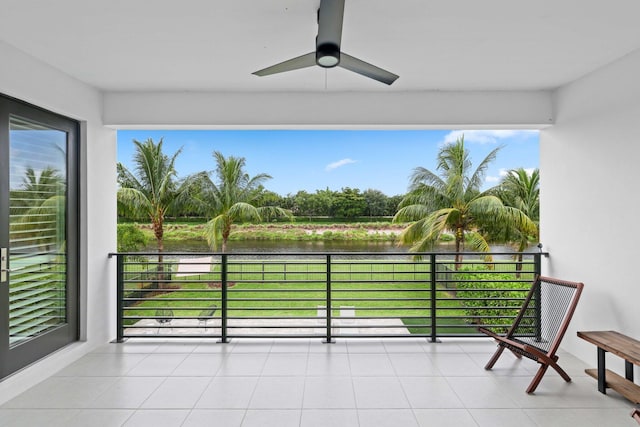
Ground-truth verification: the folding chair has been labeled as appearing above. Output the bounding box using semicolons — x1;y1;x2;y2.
198;305;217;331
155;308;174;334
479;275;584;393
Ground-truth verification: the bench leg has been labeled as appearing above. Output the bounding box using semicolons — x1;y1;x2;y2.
597;347;607;394
626;360;634;382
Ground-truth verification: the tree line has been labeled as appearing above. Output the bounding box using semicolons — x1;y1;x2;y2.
254;188;404;218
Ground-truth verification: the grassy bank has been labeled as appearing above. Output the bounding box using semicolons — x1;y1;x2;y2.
130;220;407;244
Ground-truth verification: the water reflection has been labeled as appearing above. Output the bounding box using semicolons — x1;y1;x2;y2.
148;239;533;256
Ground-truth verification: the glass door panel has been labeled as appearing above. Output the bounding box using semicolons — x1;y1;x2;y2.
9;116;68;346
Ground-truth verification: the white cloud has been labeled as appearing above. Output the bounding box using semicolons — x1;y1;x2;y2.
487;167;536;185
443;130;538;145
503;167;536;177
326;158;357;171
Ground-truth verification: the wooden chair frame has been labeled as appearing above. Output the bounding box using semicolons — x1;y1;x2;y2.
479;275;584;394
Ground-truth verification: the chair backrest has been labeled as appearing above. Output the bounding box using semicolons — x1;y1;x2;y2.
508;275;583;355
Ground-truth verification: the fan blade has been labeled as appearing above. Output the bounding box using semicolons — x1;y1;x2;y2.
339;52;399;85
252;52;316;76
317;0;345;49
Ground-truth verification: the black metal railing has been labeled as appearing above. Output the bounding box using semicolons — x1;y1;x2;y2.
109;251;547;342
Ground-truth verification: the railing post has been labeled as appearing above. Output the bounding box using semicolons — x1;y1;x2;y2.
218;254;230;343
114;254;125;343
323;254;335;343
429;254;439;343
534;252;543;342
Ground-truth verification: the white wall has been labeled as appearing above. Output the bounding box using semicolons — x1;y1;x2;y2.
541;48;640;366
0;41;116;401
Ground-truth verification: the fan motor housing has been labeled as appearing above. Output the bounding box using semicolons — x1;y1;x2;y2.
316;43;340;68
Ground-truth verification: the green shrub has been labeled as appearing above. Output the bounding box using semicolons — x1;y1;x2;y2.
439;233;455;242
117;223;149;252
454;267;529;331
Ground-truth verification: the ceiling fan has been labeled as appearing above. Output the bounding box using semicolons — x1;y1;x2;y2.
252;0;399;85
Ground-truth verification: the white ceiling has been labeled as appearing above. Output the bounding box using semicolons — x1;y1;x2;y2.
1;0;640;93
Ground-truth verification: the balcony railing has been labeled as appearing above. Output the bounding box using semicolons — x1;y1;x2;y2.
109;251;546;342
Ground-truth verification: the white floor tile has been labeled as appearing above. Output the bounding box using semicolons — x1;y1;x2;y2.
216;353;267;376
122;409;189;427
229;340;273;353
429;353;489;377
171;354;224;376
2;377;117;409
525;408;636;427
445;377;519;408
306;353;351;376
261;353;308;376
357;409;419;427
65;409;134;427
248;377;305;409
126;354;188;376
0;409;80;427
413;409;478;427
349;354;395;376
300;409;359;427
87;377;165;409
383;339;428;354
389;353;439;376
54;354;146;377
399;377;464;408
346;340;386;353
303;377;355;408
352;377;410;409
469;408;537;427
181;409;245;427
241;409;300;427
196;377;258;409
192;341;236;354
141;377;211;409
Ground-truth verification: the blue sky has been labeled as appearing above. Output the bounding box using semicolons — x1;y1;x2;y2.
117;129;539;196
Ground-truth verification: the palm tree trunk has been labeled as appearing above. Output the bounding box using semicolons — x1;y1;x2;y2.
454;227;464;270
221;222;231;253
153;219;167;289
515;253;523;278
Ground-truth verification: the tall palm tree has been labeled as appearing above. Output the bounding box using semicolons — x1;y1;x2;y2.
393;136;536;269
496;168;540;275
117;138;189;284
191;151;291;252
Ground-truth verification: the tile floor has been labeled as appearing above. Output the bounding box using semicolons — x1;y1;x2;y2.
0;338;635;427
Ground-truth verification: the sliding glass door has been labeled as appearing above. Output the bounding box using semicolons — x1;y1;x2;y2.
0;94;78;378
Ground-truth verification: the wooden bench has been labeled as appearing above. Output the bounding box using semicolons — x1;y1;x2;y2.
577;330;640;403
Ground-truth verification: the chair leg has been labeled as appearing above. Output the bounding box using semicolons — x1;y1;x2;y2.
485;345;506;370
548;361;571;382
527;363;550;394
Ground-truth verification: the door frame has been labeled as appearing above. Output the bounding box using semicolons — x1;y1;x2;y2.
0;93;80;379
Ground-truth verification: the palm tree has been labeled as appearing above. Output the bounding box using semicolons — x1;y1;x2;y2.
393;136;536;269
10;166;66;251
496;168;540;275
190;151;291;252
117;138;189;283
